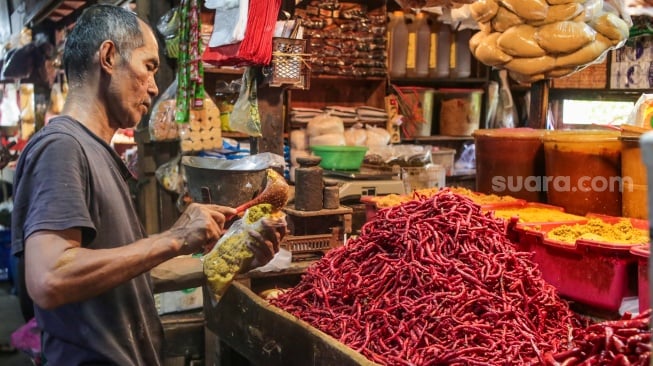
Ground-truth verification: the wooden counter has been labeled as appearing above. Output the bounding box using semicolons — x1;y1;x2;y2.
204;281;378;366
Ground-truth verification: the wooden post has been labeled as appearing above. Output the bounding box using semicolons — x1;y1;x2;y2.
528;80;550;129
256;84;285;156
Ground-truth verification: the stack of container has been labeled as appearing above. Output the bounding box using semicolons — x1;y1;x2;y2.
388;11;471;80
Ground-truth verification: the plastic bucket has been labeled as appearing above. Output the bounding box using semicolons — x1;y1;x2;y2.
622;182;648;219
473;128;546;202
182;156;267;207
436;88;484;136
543;130;622;216
621;134;648;219
401;165;446;193
397;87;435;137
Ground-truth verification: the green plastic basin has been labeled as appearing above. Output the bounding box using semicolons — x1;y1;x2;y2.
309;145;368;170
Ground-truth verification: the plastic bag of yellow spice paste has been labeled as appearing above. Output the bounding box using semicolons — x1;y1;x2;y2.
203;203;286;298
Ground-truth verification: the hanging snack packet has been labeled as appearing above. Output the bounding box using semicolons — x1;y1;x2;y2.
149;79;179;141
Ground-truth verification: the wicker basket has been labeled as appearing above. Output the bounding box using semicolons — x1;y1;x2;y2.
280;234;341;255
269;37;310;89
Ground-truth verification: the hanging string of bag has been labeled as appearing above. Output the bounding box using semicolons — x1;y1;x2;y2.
176;0;205;124
175;0;190;124
175;0;222;153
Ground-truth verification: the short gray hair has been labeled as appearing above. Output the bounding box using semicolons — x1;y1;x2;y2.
63;4;145;82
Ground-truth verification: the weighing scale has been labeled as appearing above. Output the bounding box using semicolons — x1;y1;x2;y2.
323;168;406;201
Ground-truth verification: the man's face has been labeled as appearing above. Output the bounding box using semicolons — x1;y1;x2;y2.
108;21;160;129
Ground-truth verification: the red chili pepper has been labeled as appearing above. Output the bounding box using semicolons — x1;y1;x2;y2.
271;189;585;365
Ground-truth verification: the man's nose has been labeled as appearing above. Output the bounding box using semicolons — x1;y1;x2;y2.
148;77;159;97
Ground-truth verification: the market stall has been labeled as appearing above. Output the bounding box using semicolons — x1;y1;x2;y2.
1;0;653;365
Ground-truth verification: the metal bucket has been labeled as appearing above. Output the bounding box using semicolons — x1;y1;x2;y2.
182;156;267;207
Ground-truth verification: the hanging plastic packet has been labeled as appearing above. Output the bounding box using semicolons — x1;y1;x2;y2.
205;0;248;47
179;93;222;153
155;155;184;194
229;67;261;136
149;78;179;141
156;7;181;58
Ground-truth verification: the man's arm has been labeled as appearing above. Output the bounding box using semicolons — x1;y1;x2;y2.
25;203;235;309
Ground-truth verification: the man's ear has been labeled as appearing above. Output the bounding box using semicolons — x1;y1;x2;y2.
98;40;118;75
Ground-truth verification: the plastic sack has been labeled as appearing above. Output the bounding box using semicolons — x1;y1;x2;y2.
365;125;391;147
229;68;261;136
155;155;184;194
203;203;286;298
306;113;345;137
149;79;179;141
344;124;367;146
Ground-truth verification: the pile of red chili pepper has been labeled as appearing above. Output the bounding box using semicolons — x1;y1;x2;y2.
544;309;651;366
271;189;586;365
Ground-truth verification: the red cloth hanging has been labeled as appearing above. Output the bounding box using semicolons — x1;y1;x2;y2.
202;0;282;66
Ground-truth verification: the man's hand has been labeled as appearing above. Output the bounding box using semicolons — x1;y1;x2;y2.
245;217;287;270
169;203;237;255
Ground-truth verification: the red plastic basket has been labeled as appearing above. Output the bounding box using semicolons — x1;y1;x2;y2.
629;245;650;312
520;216;646;311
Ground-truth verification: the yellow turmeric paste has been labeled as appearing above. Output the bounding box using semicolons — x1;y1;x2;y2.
371;187;518;208
492;207;584;223
371;188;440;208
547;218;649;245
448;187;520;204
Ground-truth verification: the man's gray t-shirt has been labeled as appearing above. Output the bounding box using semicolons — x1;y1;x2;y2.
11;116;163;365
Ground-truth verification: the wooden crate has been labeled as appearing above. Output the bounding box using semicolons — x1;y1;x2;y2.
204;282;378;366
550;58;608;89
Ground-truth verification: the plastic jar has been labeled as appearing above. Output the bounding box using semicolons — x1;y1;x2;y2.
398;86;435;137
434;22;451;78
473;128;546;202
388;11;408;78
406;12;430;78
452;29;472;78
436;88;484;136
543;130;622;216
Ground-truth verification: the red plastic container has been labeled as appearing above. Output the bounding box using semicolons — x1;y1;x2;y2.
500;203;586;253
522;217;646;311
630;245;650;312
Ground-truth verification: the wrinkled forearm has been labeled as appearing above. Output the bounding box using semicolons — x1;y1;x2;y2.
28;231;186;309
